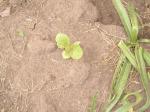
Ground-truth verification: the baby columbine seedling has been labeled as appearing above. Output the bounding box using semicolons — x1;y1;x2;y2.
55;33;83;60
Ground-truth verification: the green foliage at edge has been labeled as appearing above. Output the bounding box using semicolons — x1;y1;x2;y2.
104;0;150;112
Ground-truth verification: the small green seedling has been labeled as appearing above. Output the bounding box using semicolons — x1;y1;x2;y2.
16;29;25;37
55;33;83;59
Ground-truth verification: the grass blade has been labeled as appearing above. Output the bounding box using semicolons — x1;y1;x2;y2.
115;102;132;112
88;92;98;112
148;72;150;80
143;50;150;66
139;39;150;44
104;54;126;112
115;90;142;112
109;54;126;100
127;3;139;42
105;58;132;112
112;0;132;40
118;40;137;69
135;47;150;112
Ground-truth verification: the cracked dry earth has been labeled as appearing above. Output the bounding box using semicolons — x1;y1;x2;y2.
0;0;149;112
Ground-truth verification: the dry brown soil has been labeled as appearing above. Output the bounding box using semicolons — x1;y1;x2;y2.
0;0;150;112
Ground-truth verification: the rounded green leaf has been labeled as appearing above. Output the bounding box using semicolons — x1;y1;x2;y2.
56;33;70;49
70;43;83;60
62;51;70;59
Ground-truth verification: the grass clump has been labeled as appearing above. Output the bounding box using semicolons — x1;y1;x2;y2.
104;0;150;112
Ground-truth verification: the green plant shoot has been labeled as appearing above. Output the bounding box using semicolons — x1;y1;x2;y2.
104;0;150;112
56;33;83;60
16;29;25;37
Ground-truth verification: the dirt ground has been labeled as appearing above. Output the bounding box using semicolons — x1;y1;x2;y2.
0;0;150;112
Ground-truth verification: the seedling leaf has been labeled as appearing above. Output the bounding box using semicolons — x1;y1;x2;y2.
56;33;70;49
55;33;83;60
62;51;70;59
70;43;83;60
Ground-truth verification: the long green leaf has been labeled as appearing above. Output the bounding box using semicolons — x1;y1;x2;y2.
135;47;150;112
148;72;150;80
143;50;150;66
112;0;132;40
139;39;150;44
105;58;132;112
104;55;126;112
88;92;98;112
118;41;137;69
109;54;126;101
115;102;132;112
128;3;139;42
115;90;142;112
